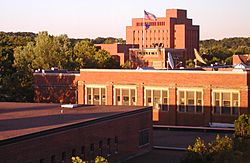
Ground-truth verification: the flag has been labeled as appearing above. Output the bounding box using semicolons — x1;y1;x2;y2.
194;49;207;64
168;52;175;69
144;10;157;21
145;23;150;30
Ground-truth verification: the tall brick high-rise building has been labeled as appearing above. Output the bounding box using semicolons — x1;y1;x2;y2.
126;9;199;59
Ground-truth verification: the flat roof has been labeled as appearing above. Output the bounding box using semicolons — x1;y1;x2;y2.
79;68;248;74
0;102;150;144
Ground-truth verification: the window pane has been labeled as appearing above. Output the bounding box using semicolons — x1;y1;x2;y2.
196;92;202;106
214;92;220;114
179;91;185;105
139;130;149;146
196;106;202;113
146;90;152;106
214;106;220;114
122;89;129;105
187;91;194;99
187;99;194;105
179;91;185;112
215;92;220;100
197;92;202;99
179;105;185;112
222;106;231;114
221;93;230;114
222;92;230;101
186;91;194;112
153;90;160;109
131;89;136;105
162;91;168;104
232;107;239;115
161;90;168;112
214;92;220;113
232;93;239;107
187;106;195;112
101;88;106;105
87;88;91;104
93;88;100;105
161;104;168;112
232;93;239;115
93;88;99;95
116;89;120;105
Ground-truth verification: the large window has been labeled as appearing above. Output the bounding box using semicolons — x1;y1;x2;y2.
212;91;239;115
85;85;106;105
114;86;136;106
144;87;169;111
177;89;203;113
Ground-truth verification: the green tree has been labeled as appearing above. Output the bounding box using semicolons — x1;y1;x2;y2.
121;61;131;69
186;59;195;68
72;156;108;163
208;135;232;155
13;32;74;101
234;114;250;138
200;37;250;65
182;136;233;163
73;40;97;68
73;40;119;69
233;114;250;162
94;49;119;68
0;47;15;101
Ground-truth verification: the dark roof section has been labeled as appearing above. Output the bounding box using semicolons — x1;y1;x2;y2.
0;102;151;145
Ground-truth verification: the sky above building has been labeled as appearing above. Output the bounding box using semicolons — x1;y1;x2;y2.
0;0;249;40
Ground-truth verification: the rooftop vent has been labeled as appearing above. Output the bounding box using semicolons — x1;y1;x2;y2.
61;104;79;108
232;63;247;72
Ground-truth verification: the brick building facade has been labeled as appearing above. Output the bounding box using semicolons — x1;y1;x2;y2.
95;43;139;65
0;103;152;163
233;54;250;65
126;9;199;59
34;68;250;127
129;47;185;69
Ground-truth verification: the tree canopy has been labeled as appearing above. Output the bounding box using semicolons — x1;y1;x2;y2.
0;31;120;102
182;114;250;163
199;37;250;66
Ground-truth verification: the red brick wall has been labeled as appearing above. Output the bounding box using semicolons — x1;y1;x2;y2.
78;70;249;126
34;70;250;126
95;44;139;65
34;73;79;104
0;108;152;163
79;70;247;87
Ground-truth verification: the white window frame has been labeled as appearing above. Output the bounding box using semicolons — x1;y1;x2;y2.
85;84;107;105
177;88;204;113
113;85;137;106
212;89;240;115
144;86;169;111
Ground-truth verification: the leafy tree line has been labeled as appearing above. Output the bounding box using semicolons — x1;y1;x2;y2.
198;37;250;66
0;31;120;102
182;114;250;163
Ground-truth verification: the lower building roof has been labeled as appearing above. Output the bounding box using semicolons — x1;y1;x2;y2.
0;102;150;144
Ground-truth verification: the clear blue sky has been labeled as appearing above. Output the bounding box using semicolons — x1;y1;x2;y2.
0;0;249;40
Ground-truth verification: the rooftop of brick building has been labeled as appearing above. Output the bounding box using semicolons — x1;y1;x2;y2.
0;102;150;141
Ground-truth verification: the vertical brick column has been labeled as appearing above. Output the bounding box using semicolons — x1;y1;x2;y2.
168;84;177;125
136;83;144;106
77;81;85;104
107;82;114;105
240;87;249;114
203;86;212;126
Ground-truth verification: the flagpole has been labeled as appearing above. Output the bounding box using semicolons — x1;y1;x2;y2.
143;10;145;50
